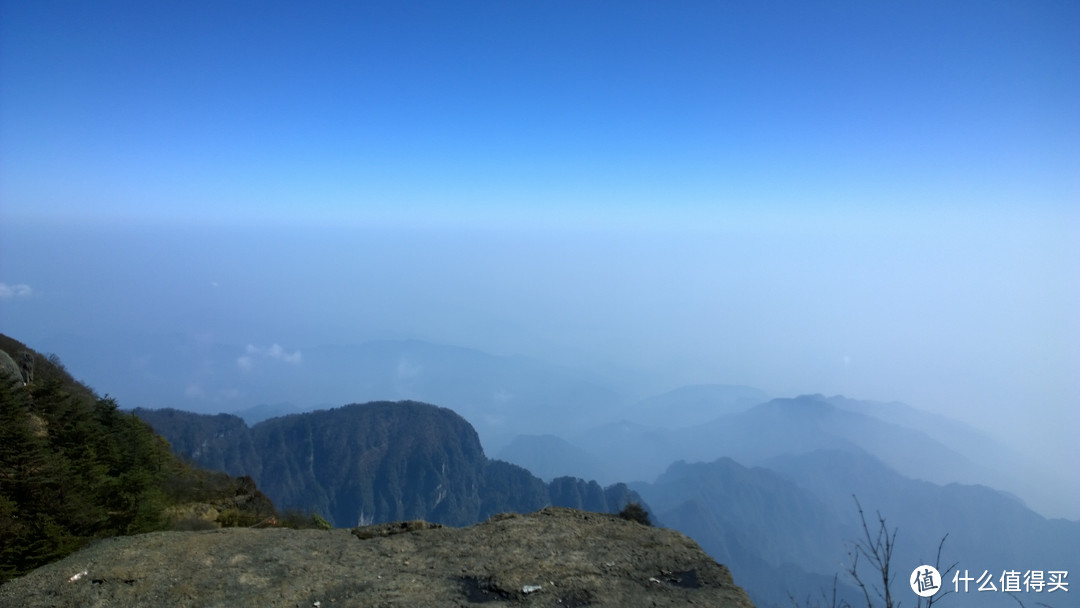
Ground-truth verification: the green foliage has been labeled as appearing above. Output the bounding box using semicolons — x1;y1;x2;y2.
0;373;170;582
170;515;218;531
0;336;280;584
277;509;334;530
136;400;654;529
619;502;652;526
311;513;332;530
216;508;263;528
479;460;549;522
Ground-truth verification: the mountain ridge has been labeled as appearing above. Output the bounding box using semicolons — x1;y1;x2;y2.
134;401;645;528
634;450;1080;608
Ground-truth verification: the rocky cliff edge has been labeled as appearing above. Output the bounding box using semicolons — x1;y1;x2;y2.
0;507;754;607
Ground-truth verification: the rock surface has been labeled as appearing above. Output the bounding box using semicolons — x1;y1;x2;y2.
0;507;754;607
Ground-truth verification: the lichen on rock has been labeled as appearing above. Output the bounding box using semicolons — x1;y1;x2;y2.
0;507;755;607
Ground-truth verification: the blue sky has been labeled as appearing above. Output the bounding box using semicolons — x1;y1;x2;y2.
1;2;1079;479
4;1;1076;226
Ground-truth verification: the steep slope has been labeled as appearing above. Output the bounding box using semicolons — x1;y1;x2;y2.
0;335;277;584
528;394;994;489
254;402;489;526
632;458;860;608
133;408;261;475
641;459;849;571
681;395;975;478
824;395;1074;519
764;449;1080;579
0;507;755;608
135;402;644;527
634;452;1080;608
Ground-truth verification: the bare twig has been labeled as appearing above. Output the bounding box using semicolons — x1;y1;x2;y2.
795;496;952;608
920;532;956;608
849;496;896;608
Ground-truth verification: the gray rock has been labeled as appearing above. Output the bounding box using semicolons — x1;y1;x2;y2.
0;507;754;607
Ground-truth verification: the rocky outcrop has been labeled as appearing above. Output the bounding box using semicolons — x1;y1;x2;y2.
0;507;755;607
0;349;22;384
135;402;646;527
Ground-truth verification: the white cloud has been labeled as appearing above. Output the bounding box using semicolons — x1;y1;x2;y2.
396;356;421;380
0;283;33;299
266;343;302;364
237;343;301;371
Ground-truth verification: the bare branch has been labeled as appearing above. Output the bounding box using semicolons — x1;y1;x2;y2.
923;532;956;608
849;495;897;608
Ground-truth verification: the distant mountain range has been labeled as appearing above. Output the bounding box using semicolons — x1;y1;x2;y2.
3;334;754;607
20;332;1078;608
39;331;1074;519
136;394;1080;608
500;393;1074;522
46;333;633;452
493;393;1079;608
632;452;1079;608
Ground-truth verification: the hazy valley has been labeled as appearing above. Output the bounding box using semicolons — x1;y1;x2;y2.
20;332;1073;608
4;2;1076;606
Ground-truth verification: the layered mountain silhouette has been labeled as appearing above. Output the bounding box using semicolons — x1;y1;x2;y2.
134;402;643;528
51;333;632;451
632;452;1080;608
2;334;753;607
136;393;1080;608
501;394;1071;519
14;332;1076;608
496;394;1079;607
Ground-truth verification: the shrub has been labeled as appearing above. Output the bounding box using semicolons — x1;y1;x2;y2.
618;502;651;526
217;508;266;528
171;516;218;531
278;509;333;530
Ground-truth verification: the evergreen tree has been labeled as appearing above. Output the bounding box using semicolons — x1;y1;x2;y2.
1;338;280;583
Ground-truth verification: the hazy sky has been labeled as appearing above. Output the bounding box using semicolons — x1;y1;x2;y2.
1;2;1078;468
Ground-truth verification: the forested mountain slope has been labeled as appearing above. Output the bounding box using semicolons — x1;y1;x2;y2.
0;334;276;584
135;402;643;527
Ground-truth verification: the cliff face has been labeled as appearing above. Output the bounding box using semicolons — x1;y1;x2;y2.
0;507;755;608
135;402;643;527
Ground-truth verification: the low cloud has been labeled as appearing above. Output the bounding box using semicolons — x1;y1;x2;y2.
264;343;302;364
0;283;33;299
396;356;421;380
237;343;302;371
185;383;241;402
